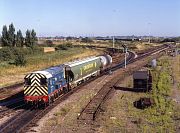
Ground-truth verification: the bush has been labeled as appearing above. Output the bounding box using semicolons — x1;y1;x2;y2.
56;43;73;50
81;37;94;43
14;53;27;66
0;47;14;61
66;42;73;47
0;47;42;66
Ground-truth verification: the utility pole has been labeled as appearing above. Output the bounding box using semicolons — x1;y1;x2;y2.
148;22;151;43
125;47;127;68
122;44;127;68
113;36;115;48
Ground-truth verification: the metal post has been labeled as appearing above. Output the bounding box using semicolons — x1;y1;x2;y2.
148;22;151;43
122;44;127;69
113;36;115;48
125;48;127;68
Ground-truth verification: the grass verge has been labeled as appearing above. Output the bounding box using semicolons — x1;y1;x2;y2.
99;56;179;132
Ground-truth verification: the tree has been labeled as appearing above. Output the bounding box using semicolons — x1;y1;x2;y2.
25;30;32;47
31;29;37;41
25;29;37;48
16;30;24;47
1;25;9;46
31;29;37;46
8;23;16;46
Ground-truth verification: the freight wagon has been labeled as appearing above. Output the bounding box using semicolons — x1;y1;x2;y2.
64;56;101;88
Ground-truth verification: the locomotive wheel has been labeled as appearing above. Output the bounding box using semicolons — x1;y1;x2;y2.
63;87;68;93
54;93;57;99
58;90;61;96
49;96;53;104
51;96;54;102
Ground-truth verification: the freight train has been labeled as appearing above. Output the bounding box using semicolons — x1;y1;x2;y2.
24;55;112;106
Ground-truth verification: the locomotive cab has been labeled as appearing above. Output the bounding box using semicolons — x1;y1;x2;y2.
24;72;50;103
24;65;67;106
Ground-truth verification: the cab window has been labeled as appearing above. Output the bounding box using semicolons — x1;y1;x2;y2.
24;78;31;85
40;78;47;85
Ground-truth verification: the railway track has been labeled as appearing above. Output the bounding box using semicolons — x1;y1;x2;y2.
0;82;23;93
0;98;25;118
77;45;169;123
0;47;131;133
0;45;119;100
0;44;164;98
0;70;115;133
0;45;169;132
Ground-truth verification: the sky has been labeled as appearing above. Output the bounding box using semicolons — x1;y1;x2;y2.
0;0;180;37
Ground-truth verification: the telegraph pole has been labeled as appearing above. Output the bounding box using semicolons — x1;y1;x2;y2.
122;44;127;68
113;36;115;48
148;22;151;43
125;47;127;68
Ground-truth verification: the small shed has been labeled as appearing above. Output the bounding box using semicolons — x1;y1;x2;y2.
133;68;149;90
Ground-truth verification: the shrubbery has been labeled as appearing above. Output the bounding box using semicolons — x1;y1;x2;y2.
56;42;73;50
81;37;94;43
145;57;175;132
0;47;14;61
0;47;43;66
14;53;27;66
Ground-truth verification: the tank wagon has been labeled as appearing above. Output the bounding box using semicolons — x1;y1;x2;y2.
24;55;112;106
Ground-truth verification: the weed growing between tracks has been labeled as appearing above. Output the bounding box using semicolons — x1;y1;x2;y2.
141;56;174;132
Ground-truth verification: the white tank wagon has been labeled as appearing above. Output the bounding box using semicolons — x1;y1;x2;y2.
99;54;112;69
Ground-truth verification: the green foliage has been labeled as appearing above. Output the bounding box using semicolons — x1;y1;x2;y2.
0;47;14;61
1;23;37;48
59;107;70;116
81;37;94;43
8;23;16;47
0;47;42;64
14;52;27;66
56;43;73;50
162;37;180;43
16;30;24;47
1;25;9;46
31;29;37;44
25;29;37;48
142;58;175;132
25;30;31;47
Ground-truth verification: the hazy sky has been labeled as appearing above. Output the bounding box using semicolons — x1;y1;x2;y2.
0;0;180;37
